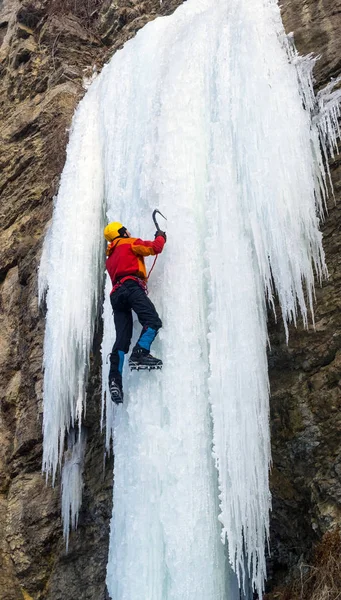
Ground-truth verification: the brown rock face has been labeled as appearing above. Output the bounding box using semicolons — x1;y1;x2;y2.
0;1;340;598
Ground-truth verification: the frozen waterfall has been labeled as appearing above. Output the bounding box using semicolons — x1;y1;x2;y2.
39;0;341;598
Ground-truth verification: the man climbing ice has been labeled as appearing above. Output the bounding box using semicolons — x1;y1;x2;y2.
104;221;166;404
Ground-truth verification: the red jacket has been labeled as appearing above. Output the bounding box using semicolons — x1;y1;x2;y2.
106;235;166;292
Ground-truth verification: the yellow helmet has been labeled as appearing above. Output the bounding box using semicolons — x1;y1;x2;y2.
103;221;126;242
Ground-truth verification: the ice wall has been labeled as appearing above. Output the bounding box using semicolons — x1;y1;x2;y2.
39;0;341;596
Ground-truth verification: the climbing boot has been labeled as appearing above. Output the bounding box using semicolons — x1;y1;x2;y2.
129;347;163;371
109;379;123;404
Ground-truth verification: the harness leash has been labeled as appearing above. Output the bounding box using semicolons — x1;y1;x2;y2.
147;256;158;280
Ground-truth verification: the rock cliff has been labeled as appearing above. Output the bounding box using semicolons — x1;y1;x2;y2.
0;1;340;598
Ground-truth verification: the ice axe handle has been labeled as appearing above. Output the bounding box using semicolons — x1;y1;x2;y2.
152;209;167;231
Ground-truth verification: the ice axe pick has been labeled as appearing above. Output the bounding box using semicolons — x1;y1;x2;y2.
147;209;167;280
152;209;167;231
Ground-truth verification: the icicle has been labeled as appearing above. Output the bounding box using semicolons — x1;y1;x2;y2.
100;276;115;452
315;78;341;162
39;86;105;486
61;427;87;550
38;221;52;306
286;35;341;206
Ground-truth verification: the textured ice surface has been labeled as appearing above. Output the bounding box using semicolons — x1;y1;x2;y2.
39;0;341;595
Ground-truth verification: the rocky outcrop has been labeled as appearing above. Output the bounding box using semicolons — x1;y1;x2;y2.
0;1;340;598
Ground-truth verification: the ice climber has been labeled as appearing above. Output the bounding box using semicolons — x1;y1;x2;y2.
104;221;166;404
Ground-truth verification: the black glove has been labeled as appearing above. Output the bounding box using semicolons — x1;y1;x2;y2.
155;230;167;241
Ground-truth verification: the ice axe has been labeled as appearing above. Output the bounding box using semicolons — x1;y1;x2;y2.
147;209;167;280
152;209;167;232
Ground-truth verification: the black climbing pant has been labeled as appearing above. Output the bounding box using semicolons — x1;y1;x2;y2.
109;279;162;387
